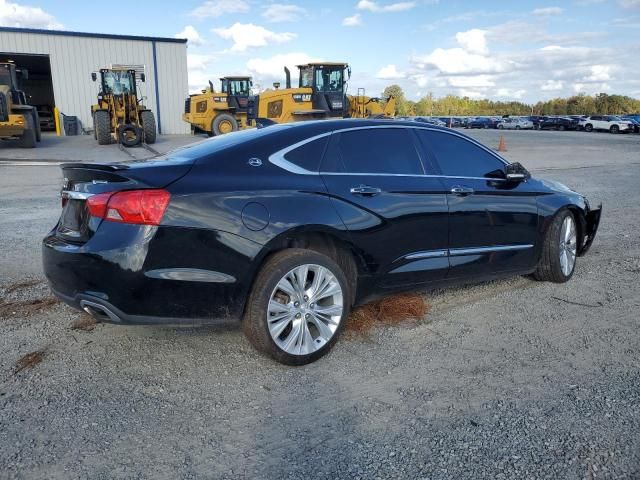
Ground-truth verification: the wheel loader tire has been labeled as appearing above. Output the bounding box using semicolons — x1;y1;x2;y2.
212;113;238;136
32;110;42;142
17;114;37;148
140;110;157;144
94;110;112;145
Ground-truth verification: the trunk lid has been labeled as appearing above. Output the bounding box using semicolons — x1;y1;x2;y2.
57;160;192;244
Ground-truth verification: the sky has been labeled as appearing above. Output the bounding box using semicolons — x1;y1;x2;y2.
1;0;639;102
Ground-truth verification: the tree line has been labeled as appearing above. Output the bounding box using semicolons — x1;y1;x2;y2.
381;85;640;117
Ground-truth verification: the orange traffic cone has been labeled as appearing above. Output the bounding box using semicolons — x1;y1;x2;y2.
497;136;507;152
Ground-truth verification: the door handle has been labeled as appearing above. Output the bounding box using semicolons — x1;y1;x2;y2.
450;185;475;195
350;185;382;196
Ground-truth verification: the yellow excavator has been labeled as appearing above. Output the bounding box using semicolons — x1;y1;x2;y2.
91;68;156;146
0;62;41;148
347;88;396;118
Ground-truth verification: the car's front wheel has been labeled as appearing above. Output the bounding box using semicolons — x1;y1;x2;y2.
243;249;352;365
533;210;578;283
610;125;619;134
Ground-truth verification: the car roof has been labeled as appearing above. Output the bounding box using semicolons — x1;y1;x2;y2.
261;118;454;136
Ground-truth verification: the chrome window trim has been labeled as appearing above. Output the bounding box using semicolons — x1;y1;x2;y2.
267;124;509;178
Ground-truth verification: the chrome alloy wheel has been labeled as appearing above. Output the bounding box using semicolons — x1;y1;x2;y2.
267;264;344;356
559;216;577;276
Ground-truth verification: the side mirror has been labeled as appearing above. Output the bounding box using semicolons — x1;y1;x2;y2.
505;162;530;182
140;73;146;82
273;82;280;89
91;72;97;82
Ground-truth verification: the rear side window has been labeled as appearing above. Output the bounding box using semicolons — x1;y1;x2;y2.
416;130;505;178
283;136;329;172
323;128;424;175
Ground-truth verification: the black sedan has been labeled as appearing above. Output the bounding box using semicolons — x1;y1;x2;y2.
43;119;602;365
466;117;498;129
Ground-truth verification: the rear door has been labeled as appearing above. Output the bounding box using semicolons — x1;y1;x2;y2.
320;126;449;287
415;129;539;278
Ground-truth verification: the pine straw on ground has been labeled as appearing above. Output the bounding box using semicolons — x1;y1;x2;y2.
0;297;59;318
4;279;42;294
14;350;45;374
346;293;430;335
71;315;98;331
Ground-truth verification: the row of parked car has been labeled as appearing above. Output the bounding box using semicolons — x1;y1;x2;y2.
397;115;640;134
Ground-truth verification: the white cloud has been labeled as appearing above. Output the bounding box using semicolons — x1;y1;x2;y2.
455;28;488;55
213;23;296;52
175;25;204;46
412;48;506;75
583;65;611;81
190;0;249;18
246;52;321;86
574;82;611;93
541;79;563;90
533;7;564;15
0;0;63;29
376;64;405;79
496;88;526;99
262;4;306;22
357;0;415;13
448;75;495;87
343;13;362;26
186;53;217;92
457;89;484;98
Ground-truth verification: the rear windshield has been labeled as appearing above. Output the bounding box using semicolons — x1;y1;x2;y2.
146;125;295;164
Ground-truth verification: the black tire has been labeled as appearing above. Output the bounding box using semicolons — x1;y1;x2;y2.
140;110;157;144
32;110;41;142
515;125;520;130
119;125;140;147
243;248;352;366
558;125;566;131
584;123;593;132
610;125;619;134
17;114;36;148
212;113;238;136
532;209;577;283
94;110;111;145
497;124;504;129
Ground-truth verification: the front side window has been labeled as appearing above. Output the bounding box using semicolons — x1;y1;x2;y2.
299;67;313;88
416;130;505;178
323;128;423;175
314;67;344;93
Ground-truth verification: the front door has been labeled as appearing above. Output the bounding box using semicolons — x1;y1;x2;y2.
415;128;539;278
320;127;450;287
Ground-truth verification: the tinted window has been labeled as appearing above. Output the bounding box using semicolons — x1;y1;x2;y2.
416;130;505;178
283;136;329;172
324;128;424;175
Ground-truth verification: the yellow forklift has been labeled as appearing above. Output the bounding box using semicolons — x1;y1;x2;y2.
0;62;41;148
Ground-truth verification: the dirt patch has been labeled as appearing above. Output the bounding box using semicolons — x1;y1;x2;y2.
346;293;430;336
71;315;98;331
0;297;59;318
14;350;45;374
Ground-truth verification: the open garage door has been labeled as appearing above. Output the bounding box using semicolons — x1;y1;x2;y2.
0;53;55;131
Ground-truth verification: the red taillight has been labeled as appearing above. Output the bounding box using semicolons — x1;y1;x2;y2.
86;189;170;226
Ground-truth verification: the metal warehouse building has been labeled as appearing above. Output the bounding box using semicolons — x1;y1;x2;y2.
0;27;189;134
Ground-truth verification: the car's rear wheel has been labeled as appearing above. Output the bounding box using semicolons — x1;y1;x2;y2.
515;125;520;130
533;210;578;283
610;125;619;134
243;249;352;365
558;125;566;131
584;123;593;132
497;124;504;129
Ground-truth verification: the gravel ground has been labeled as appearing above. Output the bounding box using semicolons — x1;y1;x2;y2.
0;129;639;479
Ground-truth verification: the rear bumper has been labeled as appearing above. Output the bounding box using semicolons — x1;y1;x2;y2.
42;223;263;324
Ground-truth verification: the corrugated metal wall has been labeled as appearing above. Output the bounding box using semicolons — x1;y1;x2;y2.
0;30;189;134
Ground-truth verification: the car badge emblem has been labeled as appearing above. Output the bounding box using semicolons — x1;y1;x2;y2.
248;158;262;167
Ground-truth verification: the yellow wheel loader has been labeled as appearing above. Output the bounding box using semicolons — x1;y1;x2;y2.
248;62;350;124
91;68;156;146
347;88;396;118
182;76;253;136
0;63;41;148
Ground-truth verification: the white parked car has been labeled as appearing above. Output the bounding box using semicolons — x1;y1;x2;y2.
579;115;634;133
497;118;534;130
